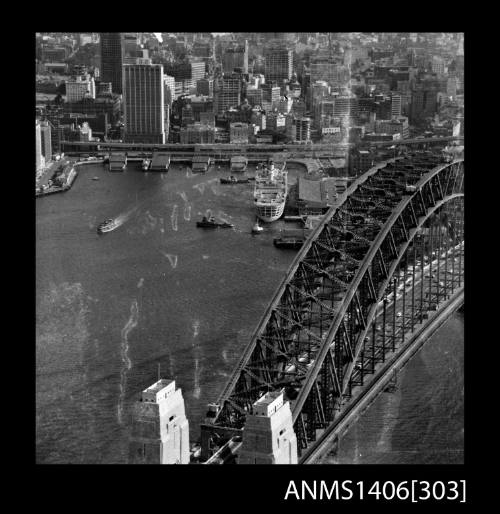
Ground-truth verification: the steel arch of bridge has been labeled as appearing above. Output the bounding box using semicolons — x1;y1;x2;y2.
204;152;464;458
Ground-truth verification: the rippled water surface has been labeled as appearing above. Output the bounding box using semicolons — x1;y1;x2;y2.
36;162;464;463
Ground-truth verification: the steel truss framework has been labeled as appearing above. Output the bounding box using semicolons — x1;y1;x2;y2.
202;152;464;459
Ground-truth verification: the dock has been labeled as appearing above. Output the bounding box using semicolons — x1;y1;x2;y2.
109;153;127;171
192;155;211;173
150;152;170;171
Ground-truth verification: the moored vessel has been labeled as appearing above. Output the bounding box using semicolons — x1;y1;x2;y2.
254;159;287;222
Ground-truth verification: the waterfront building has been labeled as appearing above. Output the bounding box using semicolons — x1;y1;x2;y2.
374;116;409;139
36;119;44;171
40;121;52;162
123;63;166;144
189;96;214;121
129;379;190;464
266;111;286;132
180;122;215;144
100;33;124;95
229;122;249;144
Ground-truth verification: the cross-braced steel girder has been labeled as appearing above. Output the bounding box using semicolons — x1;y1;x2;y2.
202;152;464;461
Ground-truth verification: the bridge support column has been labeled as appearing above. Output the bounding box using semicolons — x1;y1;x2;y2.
129;379;190;464
238;390;298;464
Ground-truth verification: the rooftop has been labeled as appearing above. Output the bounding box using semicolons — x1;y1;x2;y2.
144;378;174;394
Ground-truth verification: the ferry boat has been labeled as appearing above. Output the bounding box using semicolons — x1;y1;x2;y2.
97;218;119;234
254;159;287;223
196;216;234;229
251;220;264;234
141;159;150;171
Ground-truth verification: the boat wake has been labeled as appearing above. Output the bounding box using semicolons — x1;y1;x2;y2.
177;191;191;221
192;320;200;338
171;205;178;231
160;251;178;269
117;299;139;425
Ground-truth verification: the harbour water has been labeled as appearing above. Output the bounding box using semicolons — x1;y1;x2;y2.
36;162;464;464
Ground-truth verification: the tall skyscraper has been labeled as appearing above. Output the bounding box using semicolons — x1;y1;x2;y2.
264;44;293;84
40;121;52;163
100;33;124;94
35;119;44;171
123;63;166;144
214;75;241;115
222;41;248;74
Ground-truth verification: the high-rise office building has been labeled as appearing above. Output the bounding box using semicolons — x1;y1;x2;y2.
100;33;124;94
214;75;241;115
40;121;52;162
222;41;248;74
35;119;44;171
123;63;166;144
264;44;293;84
294;117;311;142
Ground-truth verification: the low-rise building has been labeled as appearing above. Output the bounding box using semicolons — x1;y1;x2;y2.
229;122;249;144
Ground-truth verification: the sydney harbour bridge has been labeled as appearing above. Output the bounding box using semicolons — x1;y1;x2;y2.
199;143;464;464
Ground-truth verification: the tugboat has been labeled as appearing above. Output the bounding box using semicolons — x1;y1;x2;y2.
97;218;119;234
196;215;234;229
220;175;250;184
251;219;264;234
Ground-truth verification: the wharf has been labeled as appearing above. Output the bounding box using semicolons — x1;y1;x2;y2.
36;159;103;198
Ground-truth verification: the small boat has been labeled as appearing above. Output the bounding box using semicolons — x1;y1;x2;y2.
92;176;100;181
142;159;151;171
97;218;119;234
196;216;234;229
252;221;264;234
220;176;250;184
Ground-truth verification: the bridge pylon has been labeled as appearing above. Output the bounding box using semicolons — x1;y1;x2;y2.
238;390;298;464
129;379;190;464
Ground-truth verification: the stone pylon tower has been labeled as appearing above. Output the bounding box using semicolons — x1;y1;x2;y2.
238;390;298;464
129;379;190;464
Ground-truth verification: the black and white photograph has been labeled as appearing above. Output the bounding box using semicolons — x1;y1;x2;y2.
35;32;464;469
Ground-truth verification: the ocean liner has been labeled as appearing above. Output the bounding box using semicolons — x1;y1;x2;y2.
254;159;287;222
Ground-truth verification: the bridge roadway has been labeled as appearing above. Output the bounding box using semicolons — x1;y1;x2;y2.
303;286;464;464
199;148;464;463
61;136;463;158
